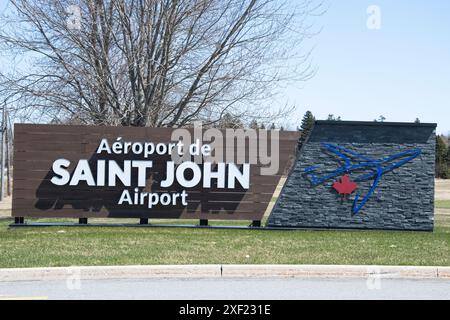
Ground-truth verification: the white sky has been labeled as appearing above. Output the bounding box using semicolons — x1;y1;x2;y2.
277;0;450;134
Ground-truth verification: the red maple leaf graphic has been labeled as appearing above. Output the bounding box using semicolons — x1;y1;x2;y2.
333;175;358;195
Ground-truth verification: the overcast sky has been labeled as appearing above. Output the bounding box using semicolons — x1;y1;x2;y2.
1;1;449;134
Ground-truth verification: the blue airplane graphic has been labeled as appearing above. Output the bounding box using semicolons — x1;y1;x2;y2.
304;143;422;214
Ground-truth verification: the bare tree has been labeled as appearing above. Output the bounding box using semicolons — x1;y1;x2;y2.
0;0;323;127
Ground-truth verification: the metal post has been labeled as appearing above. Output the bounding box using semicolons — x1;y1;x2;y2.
14;217;24;225
251;220;262;228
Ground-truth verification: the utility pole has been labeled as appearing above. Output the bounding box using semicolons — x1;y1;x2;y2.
0;100;5;201
5;112;11;196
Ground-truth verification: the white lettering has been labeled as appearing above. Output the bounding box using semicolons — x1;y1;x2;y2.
51;159;71;186
228;163;250;189
108;160;131;186
96;139;111;154
176;162;202;188
203;163;225;188
118;189;133;205
132;161;153;187
161;161;175;187
70;160;96;186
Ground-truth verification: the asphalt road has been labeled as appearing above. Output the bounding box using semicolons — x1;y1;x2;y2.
1;277;449;300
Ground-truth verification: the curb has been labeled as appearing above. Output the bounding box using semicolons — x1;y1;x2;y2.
0;265;221;282
222;265;450;279
1;265;450;282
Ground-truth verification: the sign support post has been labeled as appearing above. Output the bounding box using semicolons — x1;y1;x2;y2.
14;217;24;224
0;100;5;201
251;220;262;227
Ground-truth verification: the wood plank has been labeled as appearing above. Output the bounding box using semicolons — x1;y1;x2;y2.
12;124;296;220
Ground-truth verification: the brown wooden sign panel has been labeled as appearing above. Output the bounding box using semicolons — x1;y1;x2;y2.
12;124;299;220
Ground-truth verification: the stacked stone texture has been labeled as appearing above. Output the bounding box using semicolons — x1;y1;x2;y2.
268;121;436;231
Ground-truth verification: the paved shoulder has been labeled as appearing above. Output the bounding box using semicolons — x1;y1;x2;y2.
1;265;450;282
1;278;450;300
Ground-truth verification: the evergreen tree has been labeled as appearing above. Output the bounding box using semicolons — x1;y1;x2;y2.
326;114;342;121
218;113;244;129
299;110;315;147
374;115;386;122
436;135;449;179
447;145;450;177
249;119;259;130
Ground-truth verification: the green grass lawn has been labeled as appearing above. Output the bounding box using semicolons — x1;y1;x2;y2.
0;215;449;268
436;200;450;209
